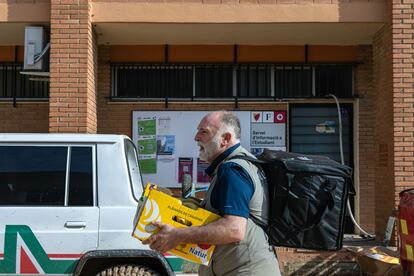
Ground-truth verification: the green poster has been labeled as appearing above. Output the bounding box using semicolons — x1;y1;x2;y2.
138;139;157;155
138;118;156;136
139;158;157;174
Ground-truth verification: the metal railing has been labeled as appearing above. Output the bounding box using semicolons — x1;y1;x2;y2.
0;63;49;105
110;63;354;101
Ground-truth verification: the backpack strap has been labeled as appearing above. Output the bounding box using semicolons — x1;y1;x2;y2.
227;154;266;165
227;155;268;231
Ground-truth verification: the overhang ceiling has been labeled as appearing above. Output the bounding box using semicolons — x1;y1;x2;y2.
95;23;384;45
0;23;31;45
0;22;384;46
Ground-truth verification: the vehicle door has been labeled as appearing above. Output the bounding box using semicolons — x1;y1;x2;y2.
0;144;98;275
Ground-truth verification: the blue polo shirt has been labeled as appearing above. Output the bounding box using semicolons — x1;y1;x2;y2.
205;144;254;218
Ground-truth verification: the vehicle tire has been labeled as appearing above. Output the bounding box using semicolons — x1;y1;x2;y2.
96;264;161;276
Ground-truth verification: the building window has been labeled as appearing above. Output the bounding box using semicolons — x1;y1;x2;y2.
195;65;233;98
0;63;49;99
111;63;353;99
113;64;192;98
315;65;353;98
237;65;272;98
274;65;312;98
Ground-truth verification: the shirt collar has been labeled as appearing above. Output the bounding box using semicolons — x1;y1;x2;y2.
205;143;241;176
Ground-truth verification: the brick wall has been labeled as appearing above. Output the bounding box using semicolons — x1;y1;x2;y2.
49;0;97;133
91;0;384;3
0;103;48;133
392;2;414;210
87;17;98;133
355;45;376;233
372;0;395;239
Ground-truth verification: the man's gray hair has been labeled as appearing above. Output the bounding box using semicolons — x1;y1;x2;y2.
220;111;241;140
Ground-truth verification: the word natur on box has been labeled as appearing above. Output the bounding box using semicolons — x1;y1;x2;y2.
132;183;220;266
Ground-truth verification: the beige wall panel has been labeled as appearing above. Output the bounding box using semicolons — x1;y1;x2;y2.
91;2;386;23
0;0;50;22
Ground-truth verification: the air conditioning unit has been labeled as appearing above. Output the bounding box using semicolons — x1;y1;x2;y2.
23;26;49;71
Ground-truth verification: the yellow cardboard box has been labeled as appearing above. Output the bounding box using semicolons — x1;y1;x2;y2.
132;183;220;266
347;246;403;276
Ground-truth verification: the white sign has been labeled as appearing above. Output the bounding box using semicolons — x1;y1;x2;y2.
262;112;274;123
250;111;286;147
251;112;263;123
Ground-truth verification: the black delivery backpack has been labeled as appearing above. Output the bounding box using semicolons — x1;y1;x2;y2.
231;150;354;251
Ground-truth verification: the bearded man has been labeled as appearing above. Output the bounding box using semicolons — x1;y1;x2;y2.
143;111;281;276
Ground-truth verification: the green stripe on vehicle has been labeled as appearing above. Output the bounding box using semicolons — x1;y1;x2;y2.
0;225;77;274
166;257;199;273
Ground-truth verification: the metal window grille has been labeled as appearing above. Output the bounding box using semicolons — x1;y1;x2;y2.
237;64;272;98
314;65;353;98
0;63;49;99
112;64;193;98
195;64;233;98
110;63;353;100
274;65;312;98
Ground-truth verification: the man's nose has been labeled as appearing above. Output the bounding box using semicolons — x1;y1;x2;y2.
194;133;200;142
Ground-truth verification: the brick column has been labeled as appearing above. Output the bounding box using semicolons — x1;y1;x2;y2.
392;2;414;206
373;19;394;239
49;0;97;133
355;45;376;233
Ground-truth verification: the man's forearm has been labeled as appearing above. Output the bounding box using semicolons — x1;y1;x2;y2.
177;216;246;245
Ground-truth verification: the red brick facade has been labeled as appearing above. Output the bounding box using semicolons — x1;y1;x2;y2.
392;1;414;209
1;0;411;274
373;20;394;240
0;103;48;133
49;0;97;133
355;45;376;233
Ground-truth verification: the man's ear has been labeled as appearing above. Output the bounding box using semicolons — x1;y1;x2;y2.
222;132;232;145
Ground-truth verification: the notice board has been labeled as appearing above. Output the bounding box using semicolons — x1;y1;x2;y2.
132;111;286;188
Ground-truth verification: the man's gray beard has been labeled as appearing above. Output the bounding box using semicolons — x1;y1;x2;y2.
199;151;208;161
198;133;222;162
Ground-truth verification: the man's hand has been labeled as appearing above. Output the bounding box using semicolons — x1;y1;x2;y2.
142;221;181;253
142;215;247;252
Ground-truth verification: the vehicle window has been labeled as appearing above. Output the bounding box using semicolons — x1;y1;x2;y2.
125;140;144;200
69;147;93;206
0;146;67;206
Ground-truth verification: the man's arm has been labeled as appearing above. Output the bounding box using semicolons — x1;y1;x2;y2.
180;214;246;244
142;215;247;253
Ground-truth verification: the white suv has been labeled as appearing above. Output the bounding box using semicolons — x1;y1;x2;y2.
0;134;174;276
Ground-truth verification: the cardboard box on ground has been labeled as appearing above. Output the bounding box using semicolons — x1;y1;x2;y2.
132;184;220;266
347;246;403;276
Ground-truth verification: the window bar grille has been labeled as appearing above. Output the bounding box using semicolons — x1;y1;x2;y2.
12;64;17;107
271;66;275;100
2;64;7;98
351;65;355;97
192;65;196;100
109;63;354;100
232;66;237;98
255;65;259;98
312;65;316;97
